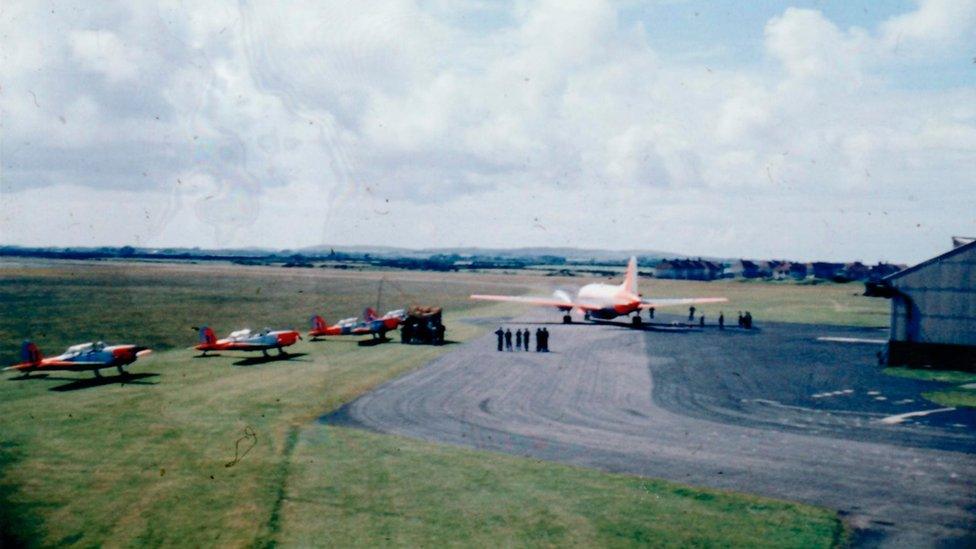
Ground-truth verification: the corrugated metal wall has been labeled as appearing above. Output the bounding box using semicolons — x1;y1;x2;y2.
890;244;976;346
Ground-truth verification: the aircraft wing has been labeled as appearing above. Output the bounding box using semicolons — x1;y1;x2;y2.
639;297;727;308
470;294;582;310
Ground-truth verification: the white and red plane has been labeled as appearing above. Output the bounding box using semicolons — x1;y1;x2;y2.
195;326;300;356
5;340;151;378
308;308;405;340
471;256;726;325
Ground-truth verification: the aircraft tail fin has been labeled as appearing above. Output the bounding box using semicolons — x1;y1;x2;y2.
622;256;639;295
311;315;327;331
364;307;378;322
20;340;42;365
198;326;217;345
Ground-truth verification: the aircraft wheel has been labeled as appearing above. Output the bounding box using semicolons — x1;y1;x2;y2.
632;316;642;326
562;314;572;324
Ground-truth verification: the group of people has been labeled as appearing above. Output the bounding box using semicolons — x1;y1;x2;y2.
692;309;754;330
737;311;754;329
494;327;551;352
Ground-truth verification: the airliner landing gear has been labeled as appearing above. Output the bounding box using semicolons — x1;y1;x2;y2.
632;315;643;326
116;366;128;376
277;346;287;356
562;314;572;324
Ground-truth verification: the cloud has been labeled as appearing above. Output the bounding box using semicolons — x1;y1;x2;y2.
0;1;974;263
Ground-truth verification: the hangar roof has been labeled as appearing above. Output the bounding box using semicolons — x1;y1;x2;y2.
883;238;976;282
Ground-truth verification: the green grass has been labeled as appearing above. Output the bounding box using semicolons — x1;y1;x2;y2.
921;390;976;409
280;426;844;547
0;260;847;546
884;367;976;385
885;367;976;409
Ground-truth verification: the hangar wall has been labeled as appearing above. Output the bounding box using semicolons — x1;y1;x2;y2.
884;240;976;369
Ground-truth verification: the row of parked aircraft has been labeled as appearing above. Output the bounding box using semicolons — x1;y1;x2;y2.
5;257;725;378
5;308;407;378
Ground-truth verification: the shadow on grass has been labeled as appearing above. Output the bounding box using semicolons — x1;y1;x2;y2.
232;352;308;367
357;337;392;347
46;372;159;392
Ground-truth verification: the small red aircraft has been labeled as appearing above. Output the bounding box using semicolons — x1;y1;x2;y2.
195;326;301;356
4;340;151;378
309;308;405;340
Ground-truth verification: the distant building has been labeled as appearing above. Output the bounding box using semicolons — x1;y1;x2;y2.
811;262;844;280
654;258;723;280
868;263;905;282
789;262;810;280
867;239;976;370
726;260;762;279
839;262;872;282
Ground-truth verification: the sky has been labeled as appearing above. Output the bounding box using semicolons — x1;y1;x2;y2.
1;0;974;264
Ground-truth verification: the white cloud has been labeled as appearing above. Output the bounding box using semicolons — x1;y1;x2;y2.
1;1;974;263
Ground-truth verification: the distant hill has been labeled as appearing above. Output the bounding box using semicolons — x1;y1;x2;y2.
297;245;699;263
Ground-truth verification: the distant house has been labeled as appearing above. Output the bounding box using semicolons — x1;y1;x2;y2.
771;261;793;280
789;262;810;280
869;263;905;281
654;258;723;280
811;262;844;280
839;262;872;282
726;260;762;279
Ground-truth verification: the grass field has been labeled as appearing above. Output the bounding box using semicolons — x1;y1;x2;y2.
0;259;858;546
884;367;976;409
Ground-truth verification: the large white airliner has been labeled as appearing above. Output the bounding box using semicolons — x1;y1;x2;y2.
471;256;727;325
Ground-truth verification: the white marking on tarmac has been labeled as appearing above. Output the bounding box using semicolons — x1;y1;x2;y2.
961;383;976;389
816;337;886;344
879;408;956;425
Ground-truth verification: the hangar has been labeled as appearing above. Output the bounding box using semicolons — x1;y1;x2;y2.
868;238;976;370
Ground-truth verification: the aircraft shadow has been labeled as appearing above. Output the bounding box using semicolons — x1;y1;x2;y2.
48;372;159;392
357;337;392;347
233;352;308;367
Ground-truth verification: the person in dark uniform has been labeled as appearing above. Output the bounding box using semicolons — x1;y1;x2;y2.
744;311;753;329
523;328;530;351
688;306;696;321
535;328;542;352
737;311;743;328
515;329;523;351
699;315;705;328
504;328;513;351
495;327;504;351
648;307;655;319
541;327;550;351
718;312;725;330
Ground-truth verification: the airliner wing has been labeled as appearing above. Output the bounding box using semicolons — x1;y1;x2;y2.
639;297;727;308
470;294;582;310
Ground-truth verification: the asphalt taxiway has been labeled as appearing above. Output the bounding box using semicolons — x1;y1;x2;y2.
327;316;976;546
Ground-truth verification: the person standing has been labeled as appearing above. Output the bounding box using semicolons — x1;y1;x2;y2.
737;311;744;328
699;315;705;328
523;328;531;352
542;327;550;352
535;328;542;352
718;312;725;330
744;311;753;329
515;329;523;351
688;306;696;321
648;307;655;319
504;328;513;351
495;327;504;351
